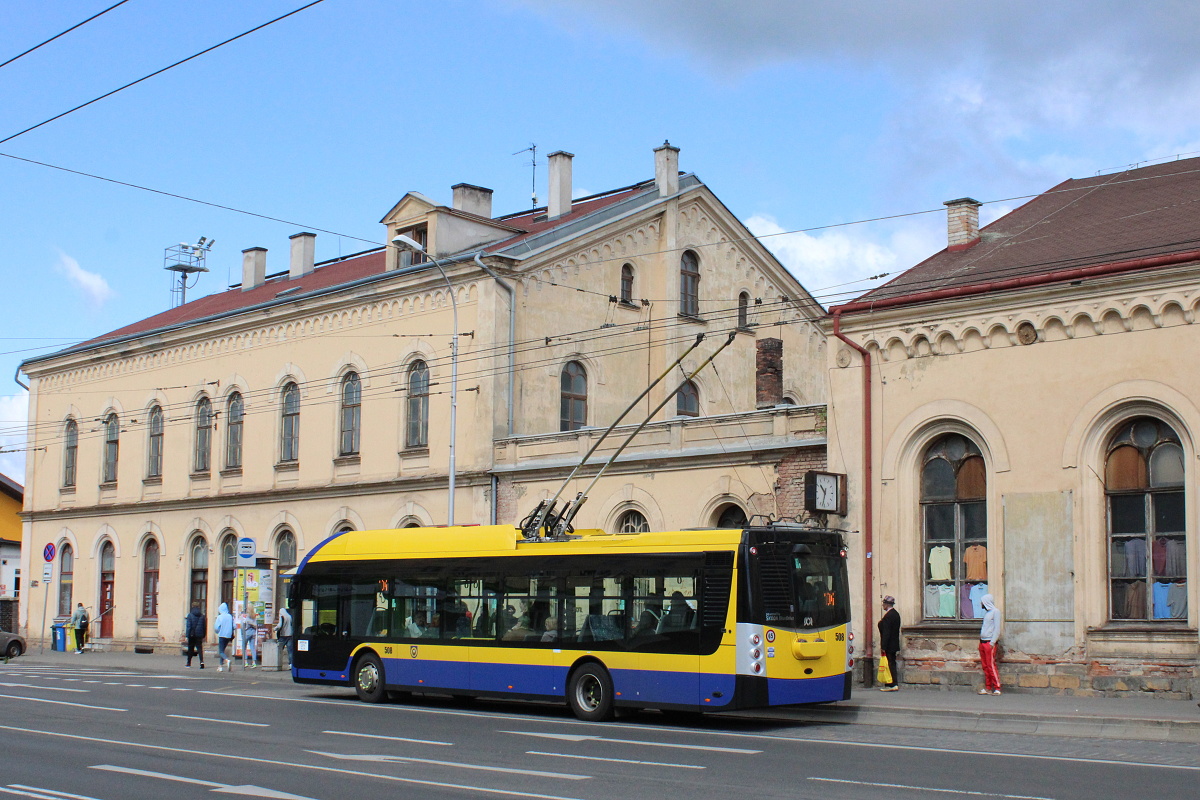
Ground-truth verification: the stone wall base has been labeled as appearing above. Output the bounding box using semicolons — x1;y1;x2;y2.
893;653;1198;699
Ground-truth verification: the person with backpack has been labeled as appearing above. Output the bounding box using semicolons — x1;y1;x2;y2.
184;603;206;668
69;603;89;654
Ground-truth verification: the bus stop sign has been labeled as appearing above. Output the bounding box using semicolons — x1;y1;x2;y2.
237;537;257;568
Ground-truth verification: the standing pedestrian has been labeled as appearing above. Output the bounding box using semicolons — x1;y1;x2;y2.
184;603;206;668
978;594;1002;695
239;607;258;669
877;596;901;691
69;603;89;654
275;606;293;668
215;602;234;672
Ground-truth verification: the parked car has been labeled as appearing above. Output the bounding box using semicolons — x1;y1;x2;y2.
1;629;25;658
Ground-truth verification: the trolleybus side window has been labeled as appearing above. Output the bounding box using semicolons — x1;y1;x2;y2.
301;583;342;636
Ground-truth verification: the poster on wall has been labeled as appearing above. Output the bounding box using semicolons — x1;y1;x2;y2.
233;568;274;657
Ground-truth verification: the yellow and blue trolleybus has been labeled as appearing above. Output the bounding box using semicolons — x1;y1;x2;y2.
290;522;852;719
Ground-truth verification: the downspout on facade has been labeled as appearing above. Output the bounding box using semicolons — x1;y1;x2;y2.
832;308;874;685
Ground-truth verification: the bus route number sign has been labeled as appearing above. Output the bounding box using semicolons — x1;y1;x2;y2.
43;543;56;562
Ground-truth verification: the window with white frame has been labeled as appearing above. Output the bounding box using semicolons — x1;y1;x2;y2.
560;361;587;431
280;382;300;462
225;392;244;469
340;372;362;456
146;406;164;478
63;418;78;487
142;539;160;619
194;397;213;473
680;250;700;316
618;509;650;534
676;380;699;417
102;413;120;484
406;361;430;448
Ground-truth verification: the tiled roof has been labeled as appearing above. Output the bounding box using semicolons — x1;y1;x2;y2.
851;157;1200;307
28;181;655;364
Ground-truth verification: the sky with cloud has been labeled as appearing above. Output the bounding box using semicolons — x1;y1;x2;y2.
2;0;1198;481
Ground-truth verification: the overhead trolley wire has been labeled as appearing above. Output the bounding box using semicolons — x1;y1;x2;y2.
0;0;132;71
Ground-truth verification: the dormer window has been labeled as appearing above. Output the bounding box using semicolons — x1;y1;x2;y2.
397;225;428;265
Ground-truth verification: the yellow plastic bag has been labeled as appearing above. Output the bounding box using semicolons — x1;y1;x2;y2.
877;656;892;685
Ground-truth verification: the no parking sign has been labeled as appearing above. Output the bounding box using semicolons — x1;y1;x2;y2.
43;543;56;562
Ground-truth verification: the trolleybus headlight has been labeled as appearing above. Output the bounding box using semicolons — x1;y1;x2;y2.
751;649;761;659
751;662;763;674
749;634;761;646
848;659;854;667
848;632;855;641
749;546;758;556
848;645;855;654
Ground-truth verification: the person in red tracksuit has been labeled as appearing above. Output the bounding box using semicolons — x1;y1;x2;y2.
978;594;1002;695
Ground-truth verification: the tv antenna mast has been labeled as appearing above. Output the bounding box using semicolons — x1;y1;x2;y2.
513;143;538;209
164;236;213;307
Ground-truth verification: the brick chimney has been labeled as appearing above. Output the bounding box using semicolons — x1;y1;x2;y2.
289;232;316;279
547;151;573;219
944;197;982;251
755;338;783;408
452;183;494;218
654;140;680;197
241;247;266;291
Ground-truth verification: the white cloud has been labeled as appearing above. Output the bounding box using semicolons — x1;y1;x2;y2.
55;251;115;308
747;214;942;306
0;393;29;485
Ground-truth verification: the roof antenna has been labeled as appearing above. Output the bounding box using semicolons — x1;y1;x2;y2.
164;236;213;307
513;143;538;209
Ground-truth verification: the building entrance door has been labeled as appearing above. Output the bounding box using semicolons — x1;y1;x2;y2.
99;577;114;638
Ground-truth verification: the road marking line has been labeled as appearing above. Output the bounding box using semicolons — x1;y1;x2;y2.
527;750;705;769
124;684;144;687
0;682;88;693
8;785;105;800
0;694;124;712
323;730;452;746
167;714;270;727
172;688;191;691
500;730;759;754
91;766;320;799
809;777;1055;799
81;681;100;684
0;788;67;800
8;727;590;800
307;750;590;780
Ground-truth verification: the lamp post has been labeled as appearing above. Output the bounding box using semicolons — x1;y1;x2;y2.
392;234;458;526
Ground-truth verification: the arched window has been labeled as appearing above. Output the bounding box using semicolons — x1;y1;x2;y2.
738;292;750;329
280;382;300;462
63;418;78;488
676;380;700;417
921;433;987;620
335;523;355;535
620;264;634;304
220;532;237;607
716;504;747;529
560;361;587;431
141;539;160;619
1105;418;1187;621
618;509;650;534
57;544;73;617
680;250;700;316
276;530;297;571
194;397;213;472
225;392;244;469
146;406;164;478
406;360;429;448
340;372;362;456
190;537;208;608
102;413;120;483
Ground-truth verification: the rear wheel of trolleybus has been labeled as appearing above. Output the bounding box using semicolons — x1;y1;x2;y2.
567;662;614;721
353;653;387;703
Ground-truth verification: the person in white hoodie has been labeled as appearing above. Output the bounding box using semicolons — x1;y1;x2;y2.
214;603;234;672
977;594;1002;695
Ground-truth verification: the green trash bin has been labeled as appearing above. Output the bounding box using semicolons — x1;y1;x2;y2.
51;624;66;651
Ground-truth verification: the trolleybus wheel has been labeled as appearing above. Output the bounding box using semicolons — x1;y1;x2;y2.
354;653;386;703
568;663;614;721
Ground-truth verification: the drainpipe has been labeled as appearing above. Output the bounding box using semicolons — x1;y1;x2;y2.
832;308;874;686
473;253;515;437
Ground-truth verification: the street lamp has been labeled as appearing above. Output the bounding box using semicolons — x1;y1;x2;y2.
392;233;458;526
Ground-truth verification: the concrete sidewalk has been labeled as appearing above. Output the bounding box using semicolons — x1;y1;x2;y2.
10;649;1199;743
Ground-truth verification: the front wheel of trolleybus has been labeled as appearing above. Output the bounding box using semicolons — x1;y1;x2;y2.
354;652;387;703
568;662;614;721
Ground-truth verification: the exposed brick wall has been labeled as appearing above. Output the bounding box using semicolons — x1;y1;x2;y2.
773;447;827;520
494;475;523;526
755;338;783;408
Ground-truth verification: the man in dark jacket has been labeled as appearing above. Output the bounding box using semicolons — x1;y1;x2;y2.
877;596;901;691
185;603;206;668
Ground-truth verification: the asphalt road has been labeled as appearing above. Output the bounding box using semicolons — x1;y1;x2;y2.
0;662;1195;800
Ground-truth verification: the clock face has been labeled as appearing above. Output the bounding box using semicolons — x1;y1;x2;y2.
815;473;839;511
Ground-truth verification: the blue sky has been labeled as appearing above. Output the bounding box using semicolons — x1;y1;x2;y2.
3;0;1200;481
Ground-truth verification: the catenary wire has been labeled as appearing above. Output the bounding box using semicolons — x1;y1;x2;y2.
0;0;132;71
